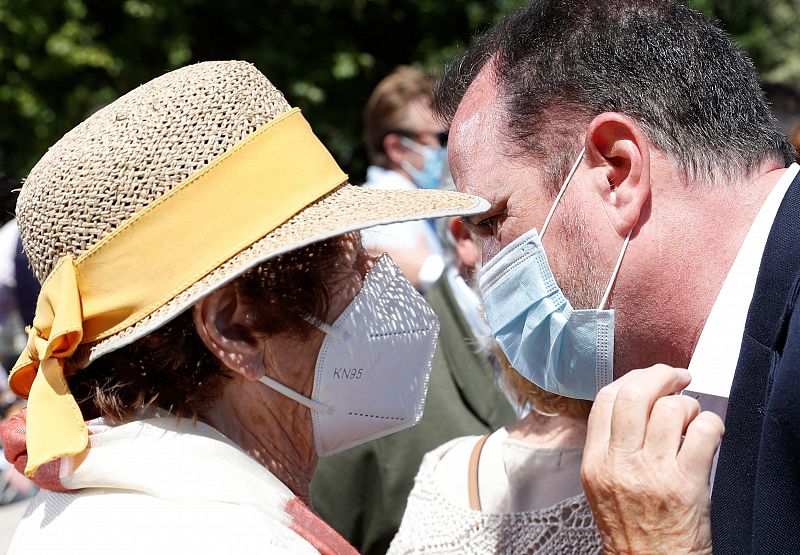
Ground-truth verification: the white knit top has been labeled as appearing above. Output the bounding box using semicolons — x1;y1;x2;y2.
388;431;601;554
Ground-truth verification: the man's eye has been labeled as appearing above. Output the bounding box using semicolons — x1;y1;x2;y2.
476;216;498;234
462;211;503;236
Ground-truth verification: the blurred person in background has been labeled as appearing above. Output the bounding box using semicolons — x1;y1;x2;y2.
0;173;37;509
0;174;28;374
360;66;449;292
312;187;515;554
793;125;800;157
389;352;601;554
0;173;18;223
0;61;489;554
764;82;800;163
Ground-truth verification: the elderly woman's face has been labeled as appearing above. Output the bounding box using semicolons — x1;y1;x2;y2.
322;232;376;325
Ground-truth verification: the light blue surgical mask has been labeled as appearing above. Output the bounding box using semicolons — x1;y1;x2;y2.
478;148;632;400
399;137;446;190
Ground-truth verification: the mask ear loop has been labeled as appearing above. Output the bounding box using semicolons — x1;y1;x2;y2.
258;374;335;415
540;147;586;238
302;314;344;341
256;313;341;414
598;227;634;310
399;135;426;155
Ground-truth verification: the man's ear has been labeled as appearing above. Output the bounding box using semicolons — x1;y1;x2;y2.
449;216;479;276
193;286;265;381
584;113;651;236
383;133;406;166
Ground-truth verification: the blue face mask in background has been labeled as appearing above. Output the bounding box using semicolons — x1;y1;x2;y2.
399;136;446;190
478;148;632;400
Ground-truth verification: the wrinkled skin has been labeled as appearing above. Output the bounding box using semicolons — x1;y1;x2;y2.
581;365;724;554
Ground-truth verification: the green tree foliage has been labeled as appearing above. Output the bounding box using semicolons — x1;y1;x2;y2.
0;0;528;182
1;0;798;183
690;0;800;83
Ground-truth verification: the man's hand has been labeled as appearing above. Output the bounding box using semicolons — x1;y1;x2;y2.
581;365;725;554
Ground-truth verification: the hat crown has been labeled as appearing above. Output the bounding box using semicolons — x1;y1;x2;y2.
18;61;291;283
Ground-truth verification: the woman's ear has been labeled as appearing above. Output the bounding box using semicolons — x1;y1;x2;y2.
383;133;406;166
584;113;651;236
193;286;266;380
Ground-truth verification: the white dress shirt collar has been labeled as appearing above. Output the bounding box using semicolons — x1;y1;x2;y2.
687;163;799;403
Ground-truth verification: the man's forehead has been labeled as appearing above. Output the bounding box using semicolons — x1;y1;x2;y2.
449;64;505;196
453;61;499;125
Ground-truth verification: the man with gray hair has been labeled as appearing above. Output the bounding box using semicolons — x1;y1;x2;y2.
434;0;799;552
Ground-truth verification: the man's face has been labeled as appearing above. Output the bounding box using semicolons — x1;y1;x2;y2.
448;67;608;309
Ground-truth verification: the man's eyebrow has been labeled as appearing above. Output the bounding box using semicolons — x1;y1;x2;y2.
460;215;481;234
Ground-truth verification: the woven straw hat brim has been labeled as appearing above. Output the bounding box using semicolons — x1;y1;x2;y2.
82;183;488;364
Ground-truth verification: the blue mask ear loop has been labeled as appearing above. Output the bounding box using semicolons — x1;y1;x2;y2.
540;147;586;238
398;137;426;178
534;146;633;310
598;228;633;310
399;136;426;155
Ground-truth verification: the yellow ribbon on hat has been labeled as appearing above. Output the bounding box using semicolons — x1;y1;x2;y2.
10;108;348;476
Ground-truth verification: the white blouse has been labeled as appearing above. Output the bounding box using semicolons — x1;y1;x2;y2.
389;428;601;554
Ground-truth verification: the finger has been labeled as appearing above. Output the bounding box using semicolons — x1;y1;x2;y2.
584;382;619;459
585;365;692;458
609;365;692;453
643;394;701;458
677;411;725;486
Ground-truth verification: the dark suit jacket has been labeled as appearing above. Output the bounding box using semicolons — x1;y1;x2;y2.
310;274;515;555
712;170;800;553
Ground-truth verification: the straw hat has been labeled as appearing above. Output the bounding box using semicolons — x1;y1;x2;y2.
15;61;487;367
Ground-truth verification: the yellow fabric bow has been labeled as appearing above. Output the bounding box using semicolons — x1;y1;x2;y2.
12;257;88;476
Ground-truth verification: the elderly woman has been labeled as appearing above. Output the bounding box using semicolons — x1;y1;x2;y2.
0;61;487;554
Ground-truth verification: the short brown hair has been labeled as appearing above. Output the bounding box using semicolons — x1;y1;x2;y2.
364;66;435;167
68;236;350;423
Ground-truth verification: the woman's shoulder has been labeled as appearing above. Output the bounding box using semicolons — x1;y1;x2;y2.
417;429;508;508
414;433;491;492
420;433;489;468
425;429;511;462
389;429;602;555
9;488;320;554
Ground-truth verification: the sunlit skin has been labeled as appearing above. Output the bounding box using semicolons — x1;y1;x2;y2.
194;233;374;505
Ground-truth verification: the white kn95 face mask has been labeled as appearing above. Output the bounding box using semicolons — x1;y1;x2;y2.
259;254;439;457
